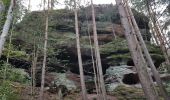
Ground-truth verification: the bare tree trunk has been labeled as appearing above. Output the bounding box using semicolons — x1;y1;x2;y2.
0;0;14;57
86;15;100;98
149;23;159;45
124;1;169;99
50;0;54;10
154;18;170;48
145;0;170;65
115;0;159;100
0;0;4;14
74;0;87;100
4;18;15;81
40;0;49;99
154;27;170;64
112;24;117;40
91;0;107;100
6;19;15;63
31;51;38;100
28;0;31;11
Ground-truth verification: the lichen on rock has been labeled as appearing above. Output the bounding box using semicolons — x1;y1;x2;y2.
50;73;77;91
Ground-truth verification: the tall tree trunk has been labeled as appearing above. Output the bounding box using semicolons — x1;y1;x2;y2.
86;13;100;98
115;0;159;100
124;1;169;99
40;0;49;99
50;0;54;10
91;0;107;100
31;51;38;100
0;0;4;14
149;23;159;45
6;18;15;63
112;24;117;40
0;0;14;57
28;0;31;11
74;0;87;100
145;0;170;65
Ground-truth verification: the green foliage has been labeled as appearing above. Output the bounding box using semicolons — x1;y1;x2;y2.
99;38;164;66
164;80;170;94
100;38;163;57
0;0;26;49
3;48;29;60
2;0;10;7
0;62;30;84
1;43;30;60
100;38;129;54
146;43;162;54
107;54;131;60
0;81;18;100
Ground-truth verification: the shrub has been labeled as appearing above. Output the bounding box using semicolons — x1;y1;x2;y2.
0;62;30;84
0;81;18;100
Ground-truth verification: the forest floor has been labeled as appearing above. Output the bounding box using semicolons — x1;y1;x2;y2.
19;86;117;100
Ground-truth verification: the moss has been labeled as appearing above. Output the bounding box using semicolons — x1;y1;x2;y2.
146;43;162;54
107;54;131;60
111;85;146;100
100;38;129;54
112;85;166;100
100;38;164;65
52;32;76;46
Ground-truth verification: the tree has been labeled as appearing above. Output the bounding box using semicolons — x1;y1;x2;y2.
115;0;158;100
74;0;87;100
145;0;170;65
91;0;107;99
131;0;170;65
39;0;49;99
0;0;14;57
31;50;38;98
0;0;4;14
28;0;31;11
125;0;169;99
50;0;54;10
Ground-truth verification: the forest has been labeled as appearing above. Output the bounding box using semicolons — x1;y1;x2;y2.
0;0;170;100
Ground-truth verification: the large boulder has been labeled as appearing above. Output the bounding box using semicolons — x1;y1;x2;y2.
105;65;137;84
47;73;77;91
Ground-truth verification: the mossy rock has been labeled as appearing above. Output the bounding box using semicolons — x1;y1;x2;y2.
100;38;128;54
100;38;164;65
50;73;77;91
